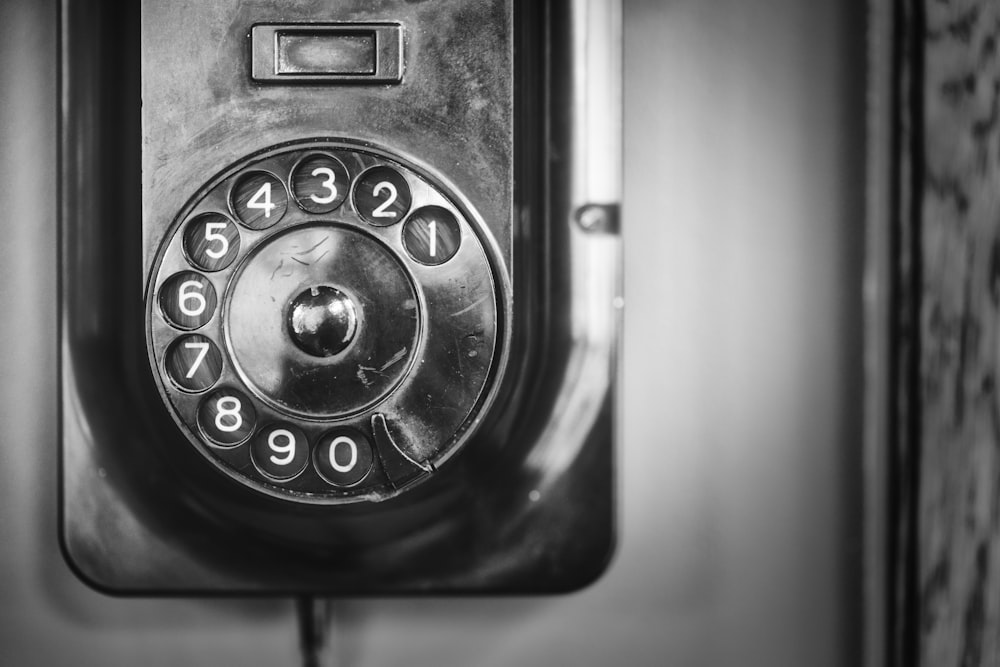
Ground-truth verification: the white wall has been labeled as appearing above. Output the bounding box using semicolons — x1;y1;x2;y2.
0;0;865;665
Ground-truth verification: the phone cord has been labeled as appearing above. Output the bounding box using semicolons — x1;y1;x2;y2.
297;596;335;667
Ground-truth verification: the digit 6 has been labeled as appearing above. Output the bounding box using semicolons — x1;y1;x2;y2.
159;271;217;330
179;281;206;317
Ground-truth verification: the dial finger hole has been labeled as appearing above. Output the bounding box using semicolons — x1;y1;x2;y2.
251;423;310;481
183;212;241;271
198;387;257;447
354;165;411;226
291;153;350;214
159;271;217;330
231;171;287;229
314;428;374;487
165;334;223;392
402;206;462;265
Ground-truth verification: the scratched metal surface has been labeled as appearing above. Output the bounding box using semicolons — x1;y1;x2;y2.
140;0;512;280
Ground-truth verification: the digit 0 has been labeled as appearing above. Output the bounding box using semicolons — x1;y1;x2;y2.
314;428;374;487
329;436;358;473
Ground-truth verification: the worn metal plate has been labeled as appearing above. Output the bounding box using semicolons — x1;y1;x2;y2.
140;0;512;281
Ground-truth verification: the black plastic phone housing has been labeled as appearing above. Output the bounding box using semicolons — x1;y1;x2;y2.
60;0;620;594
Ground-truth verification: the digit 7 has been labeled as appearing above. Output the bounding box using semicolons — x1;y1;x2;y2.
183;341;211;378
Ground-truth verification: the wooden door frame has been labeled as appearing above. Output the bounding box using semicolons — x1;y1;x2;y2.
871;1;1000;665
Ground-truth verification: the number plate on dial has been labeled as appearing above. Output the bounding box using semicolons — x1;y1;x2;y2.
146;141;506;504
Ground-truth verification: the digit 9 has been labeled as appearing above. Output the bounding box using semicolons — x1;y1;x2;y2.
251;423;309;481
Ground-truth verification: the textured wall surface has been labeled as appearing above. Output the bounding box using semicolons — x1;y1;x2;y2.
906;0;1000;665
0;0;865;665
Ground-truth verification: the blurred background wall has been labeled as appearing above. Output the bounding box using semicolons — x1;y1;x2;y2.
0;0;867;664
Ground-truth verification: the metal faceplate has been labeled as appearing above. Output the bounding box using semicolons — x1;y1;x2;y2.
140;0;514;502
140;1;513;279
61;0;620;595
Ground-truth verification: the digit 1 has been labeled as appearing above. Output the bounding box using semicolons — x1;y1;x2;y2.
428;220;437;257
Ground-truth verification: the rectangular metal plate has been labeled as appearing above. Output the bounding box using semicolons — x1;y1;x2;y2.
251;23;402;83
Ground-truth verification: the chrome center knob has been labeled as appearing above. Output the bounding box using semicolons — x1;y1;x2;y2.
287;286;358;357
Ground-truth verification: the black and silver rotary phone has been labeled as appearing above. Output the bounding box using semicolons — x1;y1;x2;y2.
60;0;621;594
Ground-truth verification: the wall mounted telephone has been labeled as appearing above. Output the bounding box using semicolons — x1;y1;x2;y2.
60;0;621;594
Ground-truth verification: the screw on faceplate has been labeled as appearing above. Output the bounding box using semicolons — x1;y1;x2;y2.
575;204;619;233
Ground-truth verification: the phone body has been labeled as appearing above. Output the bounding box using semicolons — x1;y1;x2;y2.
59;0;621;594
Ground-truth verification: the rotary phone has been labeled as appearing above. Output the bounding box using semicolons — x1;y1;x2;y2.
60;0;620;594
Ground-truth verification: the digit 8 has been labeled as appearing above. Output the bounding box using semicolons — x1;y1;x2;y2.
198;388;256;447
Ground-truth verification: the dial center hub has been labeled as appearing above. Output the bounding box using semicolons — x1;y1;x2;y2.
225;224;419;419
287;285;358;357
